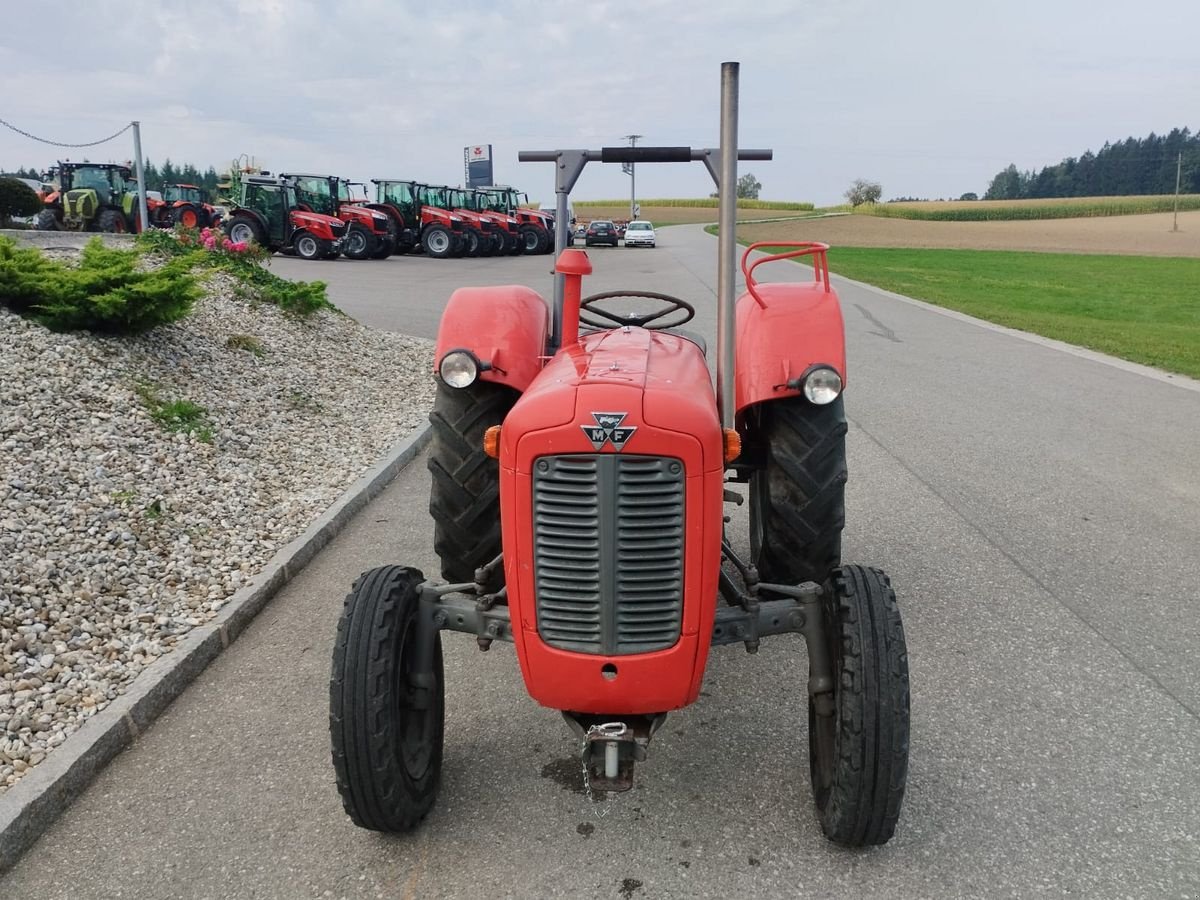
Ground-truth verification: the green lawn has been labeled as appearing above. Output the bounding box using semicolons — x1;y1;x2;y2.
775;247;1200;379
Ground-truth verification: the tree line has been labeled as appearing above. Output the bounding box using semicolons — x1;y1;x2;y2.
985;127;1198;200
3;159;223;194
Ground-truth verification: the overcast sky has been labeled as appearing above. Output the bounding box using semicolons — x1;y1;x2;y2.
1;0;1196;206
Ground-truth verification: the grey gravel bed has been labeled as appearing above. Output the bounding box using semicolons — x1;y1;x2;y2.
0;272;435;791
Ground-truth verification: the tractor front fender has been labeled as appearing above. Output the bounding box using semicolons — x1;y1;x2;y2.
734;282;846;420
434;286;549;392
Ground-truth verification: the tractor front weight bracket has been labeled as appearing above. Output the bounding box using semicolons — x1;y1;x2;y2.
712;580;835;716
419;584;514;651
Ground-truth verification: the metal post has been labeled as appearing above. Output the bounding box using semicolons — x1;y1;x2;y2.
132;121;149;233
715;62;739;431
1173;151;1182;233
623;134;642;221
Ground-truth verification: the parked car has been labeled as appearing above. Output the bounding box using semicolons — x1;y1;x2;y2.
623;219;656;248
584;219;618;247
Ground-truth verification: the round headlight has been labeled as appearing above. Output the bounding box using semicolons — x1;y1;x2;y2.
802;367;842;405
439;350;479;388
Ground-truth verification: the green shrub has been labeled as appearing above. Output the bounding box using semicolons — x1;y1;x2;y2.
0;178;41;225
0;236;200;333
135;225;334;316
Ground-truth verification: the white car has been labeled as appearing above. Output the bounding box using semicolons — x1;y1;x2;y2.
623;219;655;248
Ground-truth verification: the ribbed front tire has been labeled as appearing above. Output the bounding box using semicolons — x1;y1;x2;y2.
330;565;443;832
809;566;910;846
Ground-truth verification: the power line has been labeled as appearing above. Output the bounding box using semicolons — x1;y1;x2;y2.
0;116;133;148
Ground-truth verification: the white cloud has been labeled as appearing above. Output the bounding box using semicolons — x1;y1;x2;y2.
1;0;1197;204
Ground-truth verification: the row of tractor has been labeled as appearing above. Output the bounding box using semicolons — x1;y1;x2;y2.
27;161;559;263
30;161;220;233
220;169;557;261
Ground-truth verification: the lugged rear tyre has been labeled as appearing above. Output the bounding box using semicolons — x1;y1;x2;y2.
749;396;847;585
809;566;909;846
330;565;444;832
428;380;518;588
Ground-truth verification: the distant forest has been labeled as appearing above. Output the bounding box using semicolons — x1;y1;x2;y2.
5;159;222;193
984;128;1198;200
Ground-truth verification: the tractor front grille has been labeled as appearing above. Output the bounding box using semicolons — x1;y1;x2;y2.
532;454;685;655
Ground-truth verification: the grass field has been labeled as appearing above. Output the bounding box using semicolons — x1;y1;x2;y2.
767;246;1200;378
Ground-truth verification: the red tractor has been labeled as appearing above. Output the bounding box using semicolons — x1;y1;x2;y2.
330;63;910;846
223;173;347;260
282;173;396;260
369;180;467;258
480;185;556;254
159;183;222;229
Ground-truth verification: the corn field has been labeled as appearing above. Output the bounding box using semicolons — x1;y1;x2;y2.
861;195;1200;221
573;198;814;211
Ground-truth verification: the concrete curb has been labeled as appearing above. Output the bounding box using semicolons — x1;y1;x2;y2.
0;423;432;872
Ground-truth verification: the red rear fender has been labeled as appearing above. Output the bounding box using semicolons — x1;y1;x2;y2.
734;283;846;419
435;286;549;392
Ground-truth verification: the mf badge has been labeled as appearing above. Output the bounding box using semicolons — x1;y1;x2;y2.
581;411;637;451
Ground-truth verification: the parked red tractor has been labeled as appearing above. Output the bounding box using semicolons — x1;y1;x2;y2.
158;183;222;230
222;173;347;260
330;63;910;846
369;180;466;259
282;173;395;260
479;185;555;254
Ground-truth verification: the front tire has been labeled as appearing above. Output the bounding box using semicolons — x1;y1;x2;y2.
343;223;372;259
330;565;444;832
294;231;325;260
428;380;518;587
809;566;909;846
96;209;127;233
749;396;847;585
34;209;59;231
422;225;454;259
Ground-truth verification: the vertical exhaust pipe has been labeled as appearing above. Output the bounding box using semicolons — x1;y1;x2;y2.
716;62;739;431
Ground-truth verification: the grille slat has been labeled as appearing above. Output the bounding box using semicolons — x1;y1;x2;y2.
534;454;684;655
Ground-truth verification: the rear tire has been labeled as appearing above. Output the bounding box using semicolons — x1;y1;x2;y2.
173;204;201;229
344;223;372;259
330;565;444;832
809;566;909;846
749;396;846;585
226;214;265;247
428;380;518;587
421;225;454;259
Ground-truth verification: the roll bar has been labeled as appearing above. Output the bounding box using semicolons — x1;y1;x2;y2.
519;63;767;429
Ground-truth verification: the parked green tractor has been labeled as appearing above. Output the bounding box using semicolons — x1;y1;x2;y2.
36;162;141;233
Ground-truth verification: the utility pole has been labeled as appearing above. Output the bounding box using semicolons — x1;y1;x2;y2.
621;134;642;221
132;121;149;233
1173;151;1182;233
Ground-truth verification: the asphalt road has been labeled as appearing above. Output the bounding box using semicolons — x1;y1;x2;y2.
4;227;1199;898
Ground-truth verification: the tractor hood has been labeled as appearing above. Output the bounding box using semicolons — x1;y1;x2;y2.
293;210;345;230
500;327;723;472
63;189;99;221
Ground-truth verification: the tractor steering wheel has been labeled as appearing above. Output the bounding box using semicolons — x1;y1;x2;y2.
579;290;696;330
